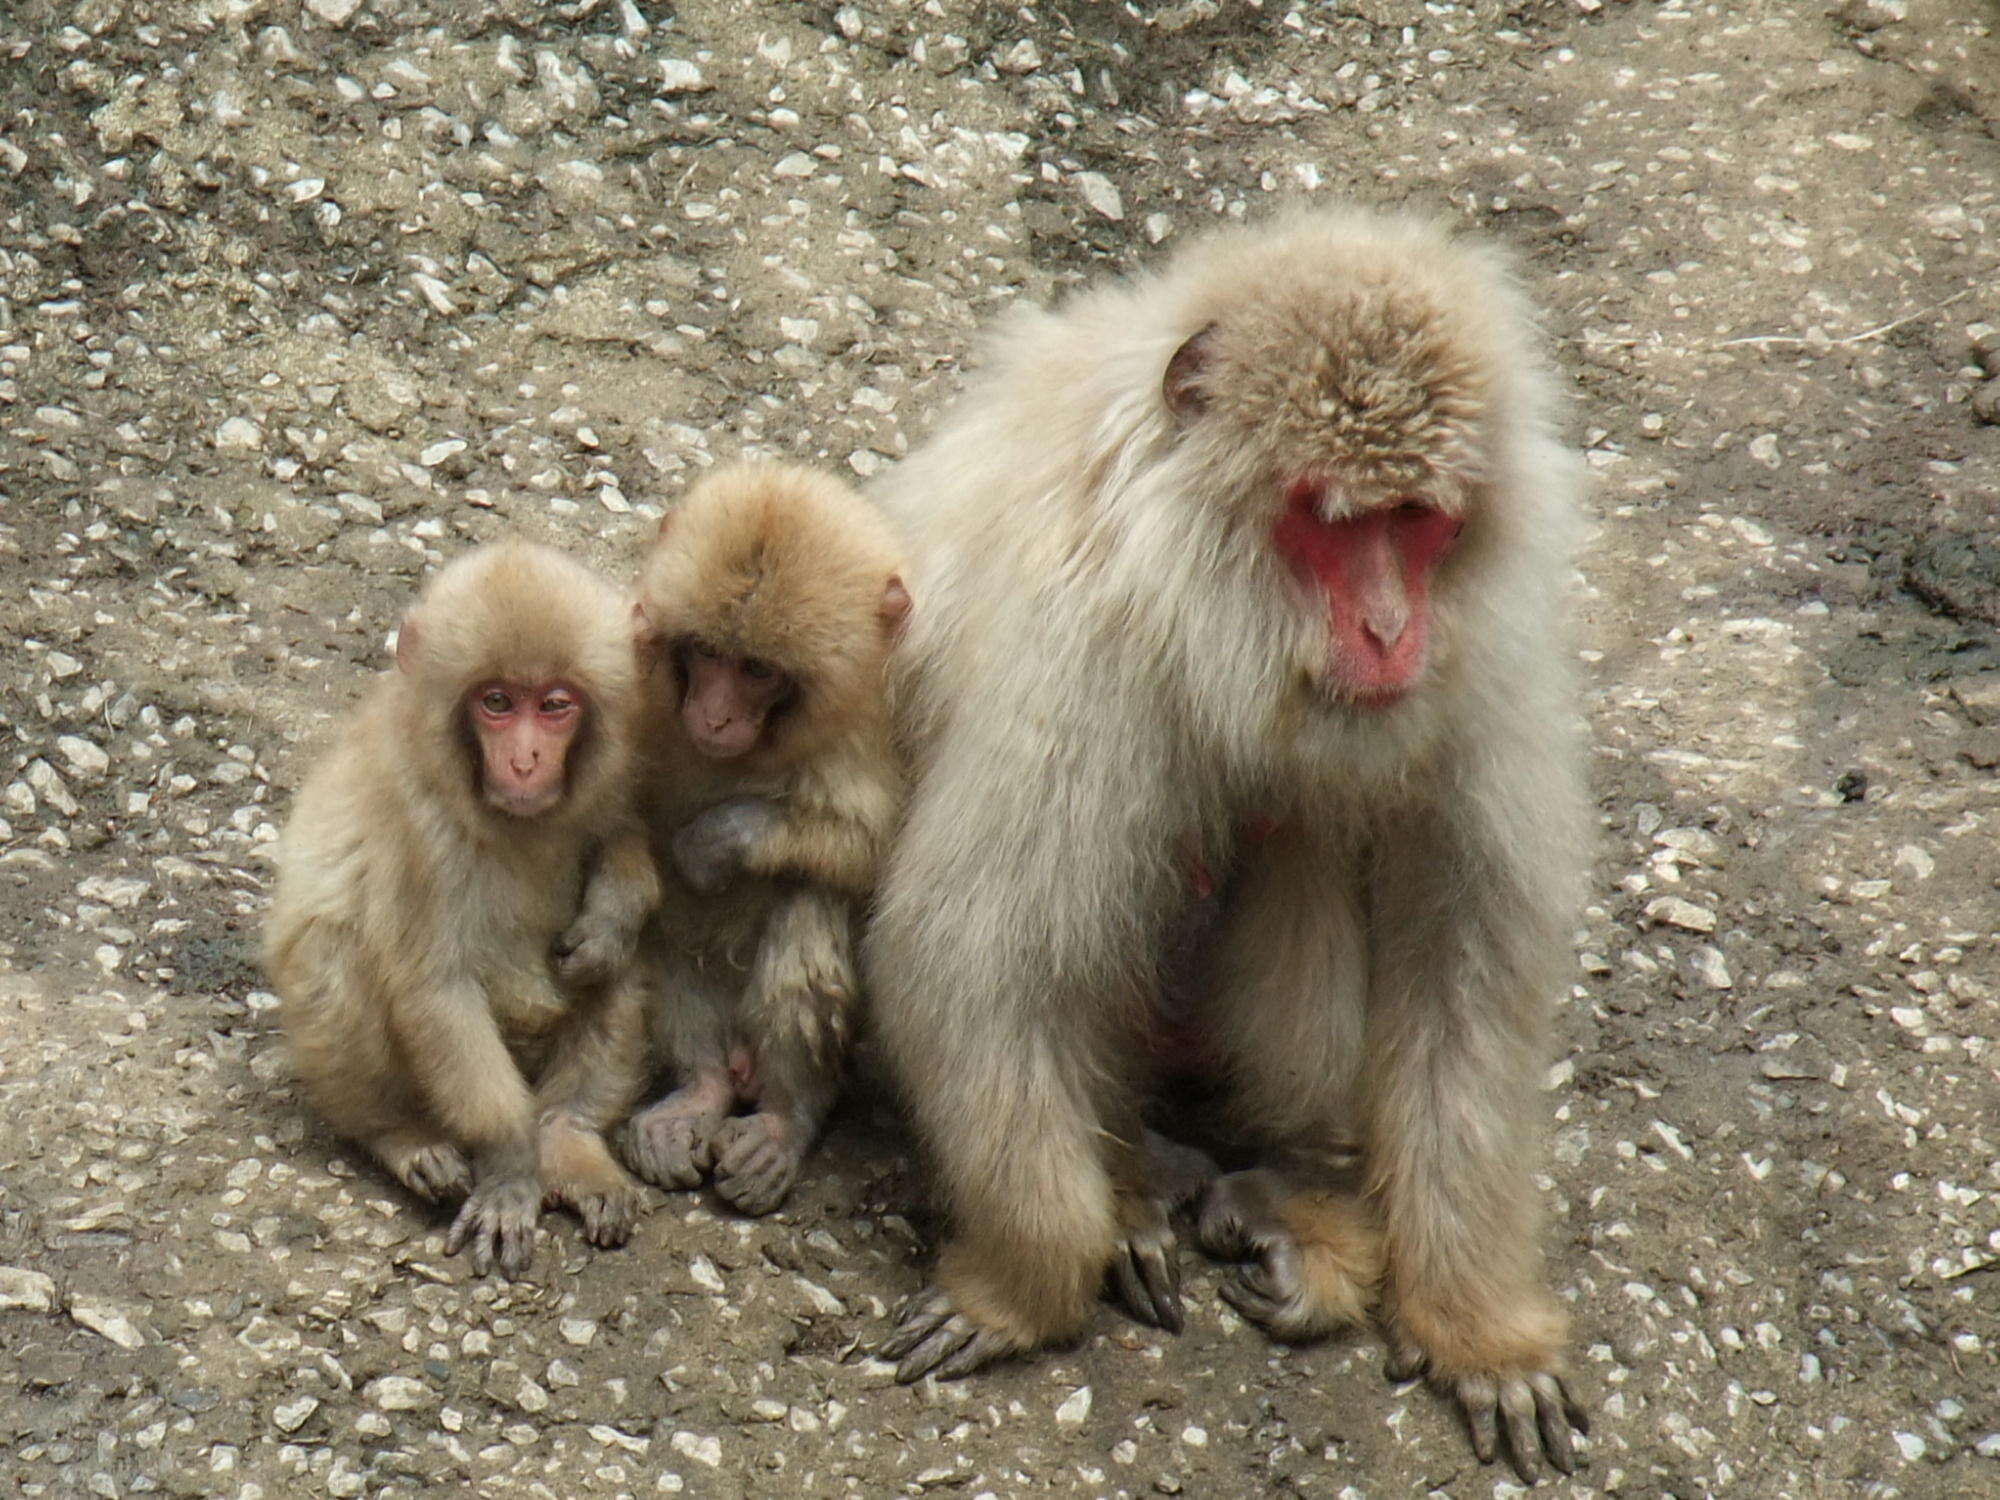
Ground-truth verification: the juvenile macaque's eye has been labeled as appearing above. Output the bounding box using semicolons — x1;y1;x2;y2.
480;689;512;715
540;691;577;717
742;658;774;681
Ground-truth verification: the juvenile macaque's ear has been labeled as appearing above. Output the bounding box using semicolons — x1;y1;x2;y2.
630;599;660;655
1163;322;1218;422
879;575;912;636
393;610;423;674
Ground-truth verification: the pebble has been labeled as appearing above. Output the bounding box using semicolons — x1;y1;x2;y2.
1055;1386;1093;1426
56;735;110;779
1075;172;1124;221
1687;946;1733;990
25;760;80;817
305;0;364;23
215;417;264;451
659;60;708;94
0;1266;56;1312
670;1431;722;1468
272;1396;319;1433
1644;896;1717;933
70;1299;146;1349
364;1375;433;1411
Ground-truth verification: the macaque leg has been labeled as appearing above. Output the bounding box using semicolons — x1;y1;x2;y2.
623;953;734;1191
1190;822;1381;1339
391;980;543;1278
1366;808;1588;1482
534;975;648;1248
369;1125;473;1204
1104;1127;1219;1334
553;828;662;989
711;889;856;1216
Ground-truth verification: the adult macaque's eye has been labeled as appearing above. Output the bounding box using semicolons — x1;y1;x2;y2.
742;658;774;681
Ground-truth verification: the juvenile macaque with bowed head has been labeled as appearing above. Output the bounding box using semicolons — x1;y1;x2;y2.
618;461;908;1216
867;207;1592;1481
266;540;659;1277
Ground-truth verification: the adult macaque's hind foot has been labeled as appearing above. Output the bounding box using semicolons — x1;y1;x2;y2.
1383;1311;1590;1483
1108;1197;1184;1333
444;1175;541;1278
622;1091;726;1190
374;1133;471;1203
710;1111;805;1217
877;1287;1025;1383
1195;1169;1379;1341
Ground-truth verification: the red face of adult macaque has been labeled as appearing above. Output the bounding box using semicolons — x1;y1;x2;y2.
1271;477;1463;707
469;679;583;816
681;644;792;760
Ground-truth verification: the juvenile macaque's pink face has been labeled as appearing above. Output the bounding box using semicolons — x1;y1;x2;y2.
469;679;582;816
1272;477;1463;706
681;644;792;760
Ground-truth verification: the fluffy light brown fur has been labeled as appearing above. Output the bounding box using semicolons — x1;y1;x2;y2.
618;461;906;1216
864;206;1589;1480
265;540;657;1275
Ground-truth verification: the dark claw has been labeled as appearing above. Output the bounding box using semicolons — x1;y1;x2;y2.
1110;1240;1184;1333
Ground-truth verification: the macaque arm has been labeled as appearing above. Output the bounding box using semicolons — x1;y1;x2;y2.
533;973;649;1247
739;747;900;896
554;824;662;987
1362;732;1587;1479
386;977;538;1176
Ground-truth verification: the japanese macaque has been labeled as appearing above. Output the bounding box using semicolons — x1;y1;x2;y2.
619;461;907;1216
266;541;658;1277
866;207;1591;1481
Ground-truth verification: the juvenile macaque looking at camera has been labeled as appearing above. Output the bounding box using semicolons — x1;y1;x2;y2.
266;540;658;1276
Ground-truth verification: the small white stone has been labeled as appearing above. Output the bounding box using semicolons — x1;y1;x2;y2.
1748;433;1780;468
45;651;83;679
0;1267;56;1311
76;875;148;909
418;438;467;467
1687;946;1733;990
1055;1386;1092;1427
1643;896;1717;934
56;736;110;779
559;1318;597;1347
215;417;264;451
794;1277;844;1316
1074;172;1124;221
365;1375;432;1411
1893;1432;1926;1462
687;1254;726;1294
1143;213;1173;244
71;1299;146;1349
1894;845;1935;881
995;39;1042;73
771;152;817;179
273;1396;319;1433
305;0;363;23
658;60;707;94
670;1432;722;1468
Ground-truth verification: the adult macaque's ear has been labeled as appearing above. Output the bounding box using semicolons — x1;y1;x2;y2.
393;610;422;674
1163;322;1218;422
879;575;912;636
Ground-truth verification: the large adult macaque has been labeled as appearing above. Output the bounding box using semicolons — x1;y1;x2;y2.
266;541;658;1276
867;208;1590;1480
619;461;908;1216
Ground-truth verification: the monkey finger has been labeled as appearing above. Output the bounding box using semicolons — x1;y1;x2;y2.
1109;1247;1179;1333
1456;1374;1501;1467
1497;1379;1546;1485
1216;1274;1285;1330
876;1291;954;1360
934;1328;1011;1381
893;1318;982;1383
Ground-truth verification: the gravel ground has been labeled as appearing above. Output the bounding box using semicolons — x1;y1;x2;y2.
0;1;1996;1496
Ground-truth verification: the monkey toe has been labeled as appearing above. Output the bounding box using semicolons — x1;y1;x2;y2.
1446;1367;1589;1484
881;1300;1014;1383
1108;1213;1185;1333
711;1116;801;1217
391;1143;471;1203
444;1177;541;1278
623;1112;718;1191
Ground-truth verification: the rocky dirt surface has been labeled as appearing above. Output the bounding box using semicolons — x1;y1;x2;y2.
0;0;1996;1496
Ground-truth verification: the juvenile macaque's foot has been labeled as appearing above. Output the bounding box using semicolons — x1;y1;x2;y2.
710;1110;806;1217
671;798;780;894
876;1286;1026;1383
1383;1312;1590;1483
373;1133;471;1203
444;1175;541;1278
540;1121;647;1247
1108;1195;1184;1333
1195;1169;1378;1341
622;1092;726;1190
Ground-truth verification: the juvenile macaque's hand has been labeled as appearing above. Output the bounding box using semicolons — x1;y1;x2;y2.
550;909;637;988
672;798;780;893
